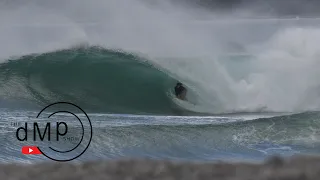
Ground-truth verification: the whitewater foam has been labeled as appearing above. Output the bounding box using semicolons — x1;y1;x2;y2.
1;0;320;114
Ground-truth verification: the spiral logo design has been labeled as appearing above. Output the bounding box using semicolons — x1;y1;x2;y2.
36;102;92;162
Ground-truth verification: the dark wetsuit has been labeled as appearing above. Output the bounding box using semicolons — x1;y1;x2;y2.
174;83;186;98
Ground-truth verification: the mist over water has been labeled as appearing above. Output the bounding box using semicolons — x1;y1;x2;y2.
1;0;320;114
1;0;320;163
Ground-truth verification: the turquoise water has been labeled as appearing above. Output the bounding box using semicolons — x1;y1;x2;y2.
0;47;180;115
1;9;320;162
0;47;319;163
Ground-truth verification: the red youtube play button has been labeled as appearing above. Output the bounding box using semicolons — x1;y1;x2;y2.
21;146;42;155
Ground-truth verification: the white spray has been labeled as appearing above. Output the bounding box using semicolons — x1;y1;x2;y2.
1;0;320;113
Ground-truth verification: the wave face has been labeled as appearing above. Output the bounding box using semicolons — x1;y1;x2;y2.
0;47;188;114
1;0;320;115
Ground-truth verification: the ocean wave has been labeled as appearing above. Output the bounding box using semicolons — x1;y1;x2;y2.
0;46;197;115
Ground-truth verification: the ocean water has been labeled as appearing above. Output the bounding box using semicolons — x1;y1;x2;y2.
1;0;320;164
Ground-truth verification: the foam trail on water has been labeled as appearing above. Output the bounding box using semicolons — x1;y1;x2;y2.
0;0;320;113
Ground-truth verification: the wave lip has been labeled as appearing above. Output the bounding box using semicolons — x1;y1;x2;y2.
0;46;204;115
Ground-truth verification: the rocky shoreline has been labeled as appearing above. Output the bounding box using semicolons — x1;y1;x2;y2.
0;155;319;180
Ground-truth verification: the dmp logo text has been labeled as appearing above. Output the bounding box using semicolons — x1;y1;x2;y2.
15;102;92;162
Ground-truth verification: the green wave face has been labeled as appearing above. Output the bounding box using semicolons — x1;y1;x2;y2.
0;46;193;115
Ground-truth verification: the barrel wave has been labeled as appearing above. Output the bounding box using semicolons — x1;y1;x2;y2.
2;0;320;164
0;46;190;115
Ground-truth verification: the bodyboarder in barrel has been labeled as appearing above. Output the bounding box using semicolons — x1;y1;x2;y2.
174;82;187;100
